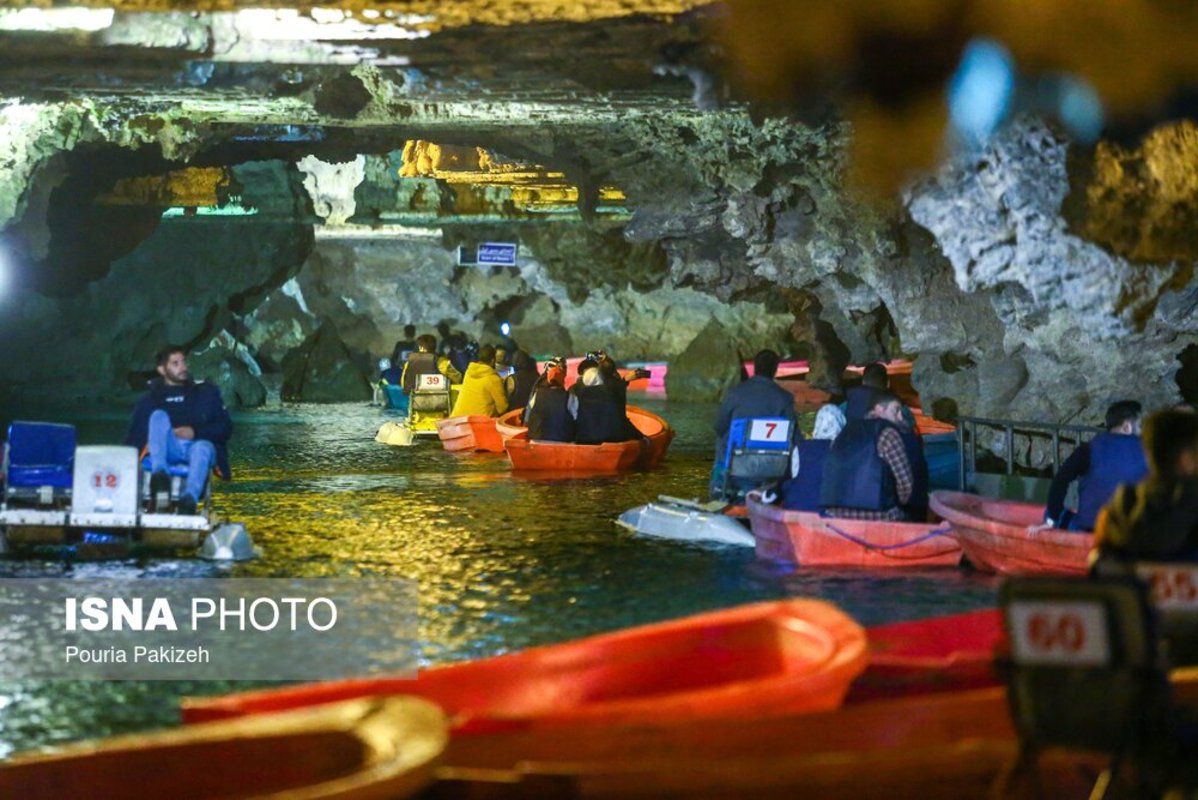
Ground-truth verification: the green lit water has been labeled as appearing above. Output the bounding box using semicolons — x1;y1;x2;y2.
0;397;999;756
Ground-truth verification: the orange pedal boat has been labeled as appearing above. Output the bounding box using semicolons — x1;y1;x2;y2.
747;495;962;567
929;490;1092;576
435;416;504;453
183;600;868;732
499;405;674;472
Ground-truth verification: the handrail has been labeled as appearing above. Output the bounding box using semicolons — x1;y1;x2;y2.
955;415;1104;491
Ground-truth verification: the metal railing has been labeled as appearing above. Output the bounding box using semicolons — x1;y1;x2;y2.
956;416;1104;491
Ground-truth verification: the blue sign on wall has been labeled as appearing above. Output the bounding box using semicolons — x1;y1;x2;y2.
477;242;518;266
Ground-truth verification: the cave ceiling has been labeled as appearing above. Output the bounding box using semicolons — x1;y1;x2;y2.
0;1;718;226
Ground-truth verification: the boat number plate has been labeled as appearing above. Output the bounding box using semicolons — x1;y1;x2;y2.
1007;600;1111;666
1135;563;1198;611
748;419;790;443
91;470;120;489
417;374;446;390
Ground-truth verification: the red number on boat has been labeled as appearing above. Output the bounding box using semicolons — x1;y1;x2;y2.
1026;612;1085;653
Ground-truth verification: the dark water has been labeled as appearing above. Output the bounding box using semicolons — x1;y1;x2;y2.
0;397;1000;756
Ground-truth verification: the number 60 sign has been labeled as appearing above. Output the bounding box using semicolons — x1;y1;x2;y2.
1007;600;1111;667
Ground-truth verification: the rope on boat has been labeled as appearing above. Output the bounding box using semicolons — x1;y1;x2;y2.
824;523;955;552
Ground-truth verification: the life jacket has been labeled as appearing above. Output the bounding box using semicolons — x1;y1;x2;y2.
781;439;831;512
402;352;440;394
507;370;539;411
820;418;900;511
527;385;575;443
1075;432;1150;531
572;383;627;445
898;427;930;521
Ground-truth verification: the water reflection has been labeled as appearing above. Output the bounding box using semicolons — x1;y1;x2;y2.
0;397;998;753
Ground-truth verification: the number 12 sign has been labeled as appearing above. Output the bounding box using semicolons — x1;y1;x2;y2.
1008;600;1111;667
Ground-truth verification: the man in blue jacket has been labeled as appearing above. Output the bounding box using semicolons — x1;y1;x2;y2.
711;349;797;498
1043;400;1147;532
124;346;233;514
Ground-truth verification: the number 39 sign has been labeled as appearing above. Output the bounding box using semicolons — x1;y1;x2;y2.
1007;600;1111;667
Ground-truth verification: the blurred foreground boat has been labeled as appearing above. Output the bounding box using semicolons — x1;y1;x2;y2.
0;697;445;800
184;600;868;730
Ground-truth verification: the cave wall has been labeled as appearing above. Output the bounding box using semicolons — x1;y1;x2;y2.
1;86;1195;420
242;233;797;377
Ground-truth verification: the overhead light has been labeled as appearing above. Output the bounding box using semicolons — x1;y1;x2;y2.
0;8;114;32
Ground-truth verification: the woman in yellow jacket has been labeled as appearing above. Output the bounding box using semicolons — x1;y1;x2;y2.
450;344;510;417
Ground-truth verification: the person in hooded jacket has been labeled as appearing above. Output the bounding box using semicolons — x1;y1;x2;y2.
570;358;628;444
525;358;575;443
1093;409;1198;563
504;350;540;411
450;344;509;417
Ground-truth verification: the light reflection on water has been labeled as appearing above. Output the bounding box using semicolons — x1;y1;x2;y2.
0;398;998;755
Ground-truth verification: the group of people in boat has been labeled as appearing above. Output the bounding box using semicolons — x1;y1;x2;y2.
717;350;930;522
718;351;1198;559
521;353;648;445
378;329;648;446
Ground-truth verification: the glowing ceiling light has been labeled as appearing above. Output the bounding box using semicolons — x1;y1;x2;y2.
0;8;114;32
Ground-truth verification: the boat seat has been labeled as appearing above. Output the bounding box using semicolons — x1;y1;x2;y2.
998;575;1198;798
1133;562;1198;667
4;421;76;507
409;373;452;418
719;417;795;501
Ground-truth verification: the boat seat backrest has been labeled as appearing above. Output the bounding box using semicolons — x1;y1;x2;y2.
1133;562;1198;667
724;417;794;480
1001;576;1169;756
410;373;451;415
4;422;76;504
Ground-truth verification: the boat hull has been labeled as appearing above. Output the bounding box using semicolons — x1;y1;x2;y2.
435;416;504;453
505;435;641;473
930;490;1092;576
183;600;868;731
499;405;674;472
747;496;961;567
0;697;445;800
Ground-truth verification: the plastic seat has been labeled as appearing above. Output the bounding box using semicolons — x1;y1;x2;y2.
999;575;1197;797
4;421;76;506
408;373;452;422
719;417;795;501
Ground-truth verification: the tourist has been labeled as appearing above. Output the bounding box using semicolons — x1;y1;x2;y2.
1093;409;1198;561
391;324;417;366
711;349;797;498
775;404;845;512
525;358;575;442
844;362;890;420
124;345;233;515
450;344;509;417
504;350;540;410
821;392;916;521
494;347;513;378
401;334;462;393
1043;400;1148;532
571;358;628;444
